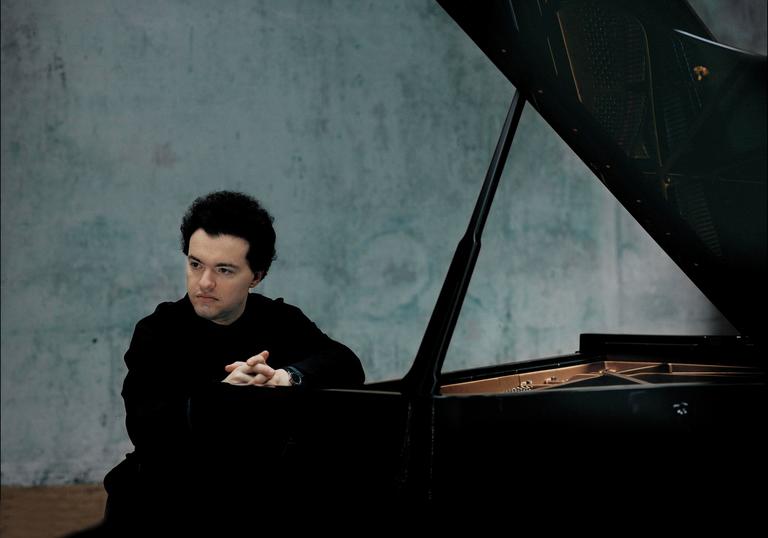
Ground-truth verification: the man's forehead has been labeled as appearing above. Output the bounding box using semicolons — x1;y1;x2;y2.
188;229;249;264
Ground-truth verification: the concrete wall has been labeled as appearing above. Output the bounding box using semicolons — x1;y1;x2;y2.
1;1;765;485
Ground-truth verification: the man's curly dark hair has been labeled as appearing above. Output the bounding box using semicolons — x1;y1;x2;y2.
180;191;276;277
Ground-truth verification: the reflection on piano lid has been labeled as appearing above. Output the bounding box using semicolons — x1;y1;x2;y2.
437;0;766;341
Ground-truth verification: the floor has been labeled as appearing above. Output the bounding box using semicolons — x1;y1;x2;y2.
0;485;106;538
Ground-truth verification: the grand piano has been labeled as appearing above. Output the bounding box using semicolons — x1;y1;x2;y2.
192;0;766;514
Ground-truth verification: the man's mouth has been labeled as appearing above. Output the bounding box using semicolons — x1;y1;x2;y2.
196;295;217;301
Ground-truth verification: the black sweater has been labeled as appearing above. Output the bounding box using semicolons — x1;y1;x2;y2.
106;292;364;519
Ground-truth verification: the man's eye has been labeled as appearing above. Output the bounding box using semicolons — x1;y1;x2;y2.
218;268;233;275
189;261;200;269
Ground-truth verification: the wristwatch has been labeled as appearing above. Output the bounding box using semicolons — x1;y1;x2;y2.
284;366;304;386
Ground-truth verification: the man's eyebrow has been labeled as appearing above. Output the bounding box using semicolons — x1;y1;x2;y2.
188;255;240;269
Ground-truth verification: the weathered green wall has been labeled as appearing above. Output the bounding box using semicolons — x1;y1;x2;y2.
1;0;765;484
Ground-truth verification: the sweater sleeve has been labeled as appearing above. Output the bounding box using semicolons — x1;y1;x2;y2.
121;309;194;465
271;301;365;388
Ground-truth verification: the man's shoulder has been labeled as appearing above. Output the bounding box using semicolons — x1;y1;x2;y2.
247;292;282;307
136;296;193;327
247;293;305;318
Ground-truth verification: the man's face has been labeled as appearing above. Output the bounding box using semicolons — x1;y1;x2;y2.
186;228;261;325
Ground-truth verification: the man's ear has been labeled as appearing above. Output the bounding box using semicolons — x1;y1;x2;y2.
250;272;264;288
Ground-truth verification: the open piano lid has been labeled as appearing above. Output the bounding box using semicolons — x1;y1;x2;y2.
437;0;767;342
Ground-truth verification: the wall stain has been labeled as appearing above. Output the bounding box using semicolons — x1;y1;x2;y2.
46;53;67;89
1;17;39;62
152;142;178;168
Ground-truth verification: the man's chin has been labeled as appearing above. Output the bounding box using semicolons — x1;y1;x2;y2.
192;303;218;320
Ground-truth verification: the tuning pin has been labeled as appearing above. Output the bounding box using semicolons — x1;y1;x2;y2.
693;66;709;81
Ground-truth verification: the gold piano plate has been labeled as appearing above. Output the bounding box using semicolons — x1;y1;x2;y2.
440;360;763;395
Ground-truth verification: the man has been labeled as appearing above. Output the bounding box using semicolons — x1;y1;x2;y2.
102;191;364;531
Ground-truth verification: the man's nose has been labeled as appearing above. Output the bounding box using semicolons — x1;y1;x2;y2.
199;269;216;290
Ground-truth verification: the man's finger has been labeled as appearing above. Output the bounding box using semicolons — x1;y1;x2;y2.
248;373;270;385
246;350;270;367
224;371;255;385
252;363;275;378
224;361;246;373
